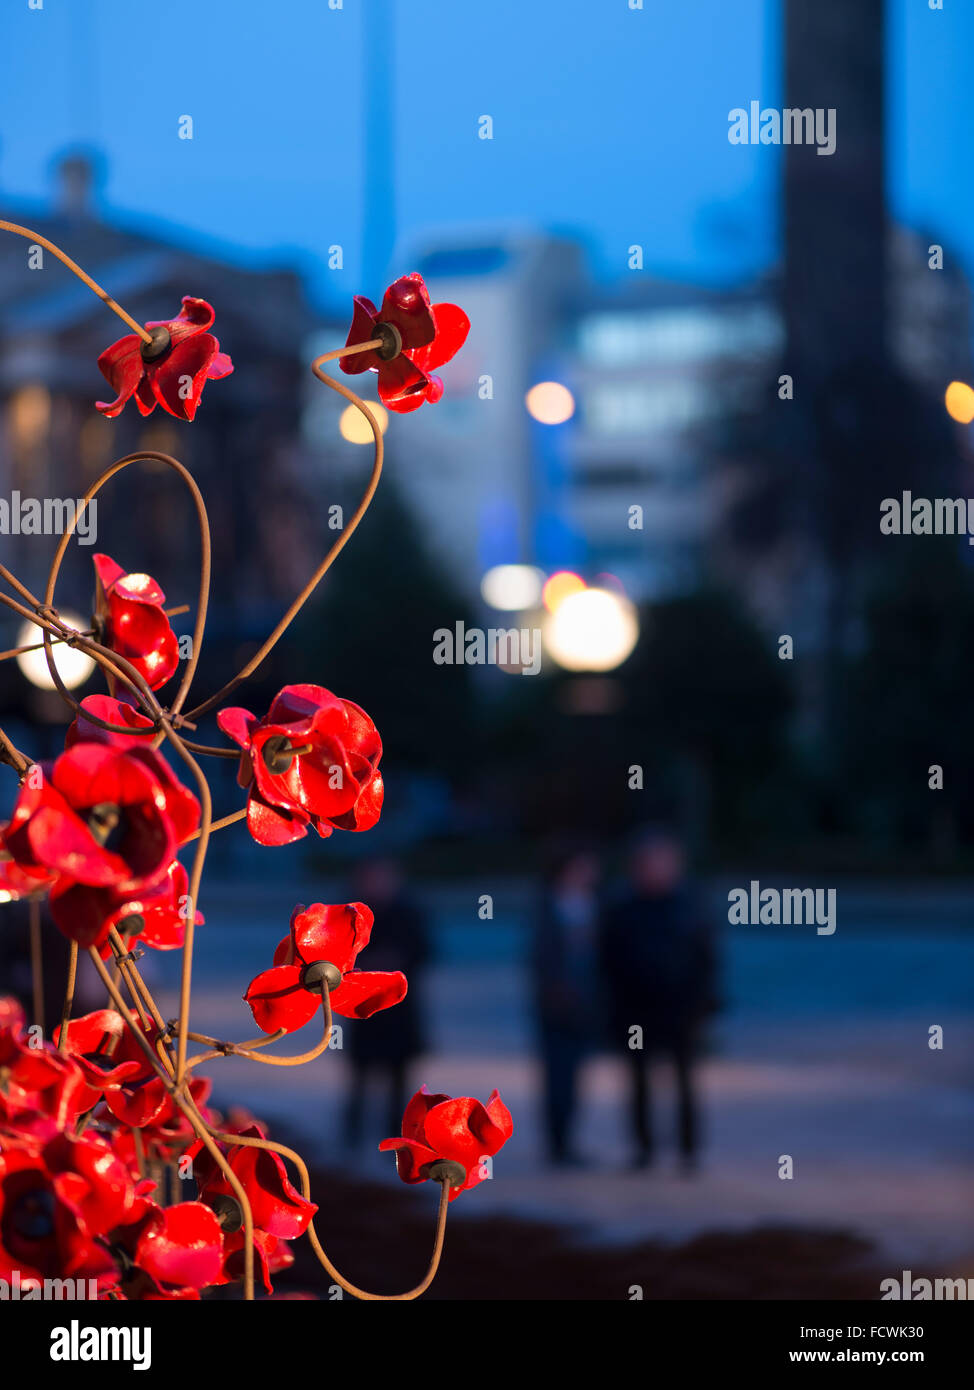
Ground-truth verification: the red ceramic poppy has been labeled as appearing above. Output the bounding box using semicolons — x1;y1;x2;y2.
53;1010;152;1115
66;695;201;846
110;1195;224;1298
92;555;180;692
89;1019;174;1130
379;1085;513;1200
339;273;469;413
0;1131;134;1287
50;859;201;954
0;1023;87;1129
96;296;233;421
218;684;384;848
3;743;186;895
244;901;407;1034
193;1122;317;1288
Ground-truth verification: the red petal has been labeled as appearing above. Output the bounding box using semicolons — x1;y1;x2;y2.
216;707;258;751
339;297;381;374
96;336;145;417
376;354;429;407
206;349;233;379
377;1137;439;1183
134;1202;223;1289
93;554;126;594
147;333;223;421
290;901;373;972
329;970;407;1019
246;793;309;847
379;274;436;349
410;303;470;374
243;965;316;1034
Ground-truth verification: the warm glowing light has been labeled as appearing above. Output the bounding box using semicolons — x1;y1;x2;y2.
945;381;974;425
543;588;639;672
542;571;586;613
339;401;388;443
525;381;575;425
481;564;545;610
16;612;96;691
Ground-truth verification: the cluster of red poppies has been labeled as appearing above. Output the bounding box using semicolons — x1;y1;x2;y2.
0;998;312;1297
0;272;510;1299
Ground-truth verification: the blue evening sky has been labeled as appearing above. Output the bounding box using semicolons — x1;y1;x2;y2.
0;0;971;306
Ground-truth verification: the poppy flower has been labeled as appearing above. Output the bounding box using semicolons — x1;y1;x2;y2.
95;296;233;421
49;859;201;954
66;695;201;846
339;272;469;413
0;1023;87;1128
84;1019;175;1130
244;901;406;1034
193;1122;317;1293
218;685;383;848
92;555;179;691
3;743;187;896
51;1010;145;1115
0;1131;133;1287
110;1195;223;1299
379;1086;513;1201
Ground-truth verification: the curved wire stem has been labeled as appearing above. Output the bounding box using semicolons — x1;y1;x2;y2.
203;1124;451;1301
183;339;384;720
184;987;333;1070
0;221;153;343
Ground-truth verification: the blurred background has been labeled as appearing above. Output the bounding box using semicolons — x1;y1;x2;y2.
1;0;972;1298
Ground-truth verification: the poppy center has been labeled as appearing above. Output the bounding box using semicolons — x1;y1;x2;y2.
86;802;126;852
140;326;172;363
11;1187;55;1241
373;321;402;361
422;1159;466;1189
206;1194;243;1234
116;913;145;937
300;959;342;994
260;735;298;775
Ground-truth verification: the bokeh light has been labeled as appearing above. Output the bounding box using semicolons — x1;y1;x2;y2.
339;401;388;442
945;381;974;425
525;381;575;425
542;570;586;613
16;612;95;691
543;588;639;671
481;564;545;610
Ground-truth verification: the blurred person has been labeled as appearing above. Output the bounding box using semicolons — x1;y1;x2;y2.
531;840;601;1166
599;826;720;1172
343;857;431;1145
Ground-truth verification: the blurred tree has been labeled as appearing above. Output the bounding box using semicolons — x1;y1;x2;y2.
294;473;475;776
841;542;974;860
627;588;795;855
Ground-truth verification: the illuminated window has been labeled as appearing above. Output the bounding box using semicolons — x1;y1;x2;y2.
8;384;51;451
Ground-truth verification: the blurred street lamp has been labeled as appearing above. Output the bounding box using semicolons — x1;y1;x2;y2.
945;381;974;425
525;381;575;425
16;612;95;691
481;564;545;610
543;587;639;672
541;570;586;613
339;401;388;443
